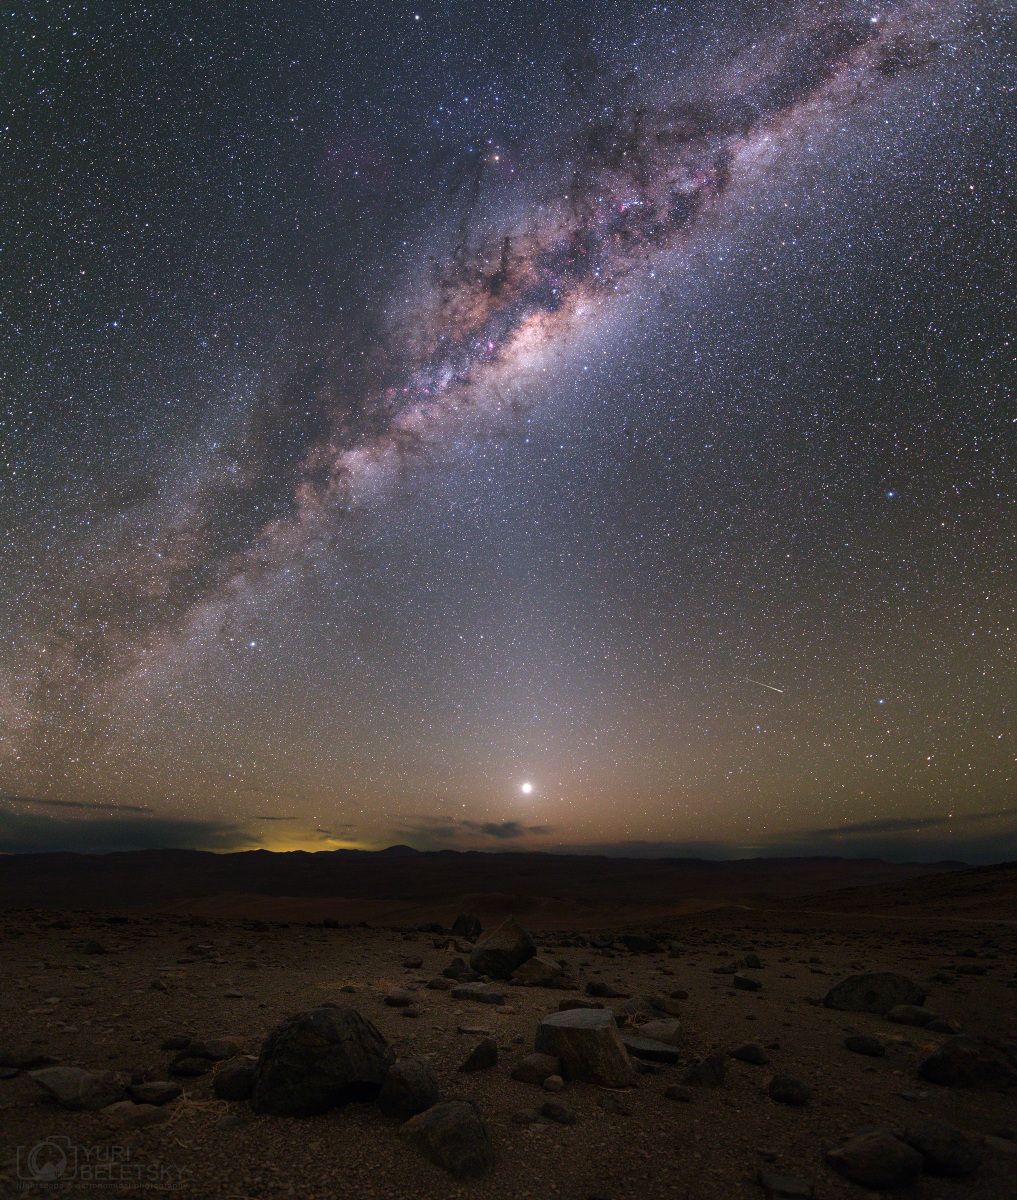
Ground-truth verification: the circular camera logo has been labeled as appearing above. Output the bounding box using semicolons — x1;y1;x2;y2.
20;1136;77;1181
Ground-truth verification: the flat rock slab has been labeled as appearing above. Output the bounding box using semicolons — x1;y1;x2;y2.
400;1100;494;1179
378;1058;440;1120
619;1033;682;1064
29;1066;125;1111
450;983;505;1005
823;972;925;1014
537;1008;636;1087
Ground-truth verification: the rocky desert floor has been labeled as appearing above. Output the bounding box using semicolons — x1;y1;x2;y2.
1;904;1015;1200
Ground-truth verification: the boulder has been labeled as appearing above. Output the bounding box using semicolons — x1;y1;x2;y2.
400;1100;494;1179
213;1056;258;1101
29;1066;124;1111
513;954;574;988
469;918;535;980
511;1053;561;1085
251;1005;394;1116
681;1055;726;1087
378;1058;440;1120
450;913;483;941
900;1117;980;1176
826;1129;923;1190
459;1039;498;1072
919;1036;1017;1089
768;1072;811;1106
535;1008;635;1087
758;1169;814;1199
823;972;925;1014
0;1049;58;1070
585;981;628;998
844;1035;886;1058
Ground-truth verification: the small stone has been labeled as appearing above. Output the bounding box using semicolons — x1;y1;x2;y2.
681;1055;726;1087
403;957;424;969
459;1038;498;1073
733;973;762;991
542;1074;564;1092
378;1058;440;1120
729;1042;769;1065
169;1056;212;1077
426;977;454;991
216;1112;242;1131
0;1049;58;1070
102;1101;170;1129
826;1128;923;1190
213;1056;258;1101
511;1107;543;1125
540;1099;577;1125
767;1073;811;1106
885;1004;937;1026
127;1080;182;1106
400;1099;494;1179
451;982;505;1004
597;1092;632;1115
385;988;414;1007
401;1005;422;1018
82;940;107;955
758;1168;813;1199
511;1053;562;1086
639;1019;681;1046
844;1035;886;1057
743;954;762;970
664;1084;694;1102
926;1017;962;1034
585;981;628;998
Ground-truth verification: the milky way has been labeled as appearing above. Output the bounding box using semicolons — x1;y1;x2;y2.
27;4;941;690
4;0;1014;860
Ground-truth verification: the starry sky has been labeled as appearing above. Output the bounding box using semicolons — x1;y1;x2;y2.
2;0;1015;861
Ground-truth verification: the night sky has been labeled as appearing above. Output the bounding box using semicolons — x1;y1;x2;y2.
2;0;1015;861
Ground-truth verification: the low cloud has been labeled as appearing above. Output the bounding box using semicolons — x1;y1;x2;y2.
2;794;150;813
0;812;257;854
389;814;554;849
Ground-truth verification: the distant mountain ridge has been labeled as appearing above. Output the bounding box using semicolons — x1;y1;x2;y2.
0;845;967;914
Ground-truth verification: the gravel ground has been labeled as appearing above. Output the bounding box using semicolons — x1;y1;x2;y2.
1;906;1015;1199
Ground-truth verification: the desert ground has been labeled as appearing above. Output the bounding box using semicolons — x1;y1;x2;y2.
1;859;1015;1199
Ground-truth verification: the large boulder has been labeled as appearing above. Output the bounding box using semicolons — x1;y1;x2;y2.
535;1008;635;1087
377;1058;440;1120
826;1129;923;1190
29;1066;125;1111
900;1117;980;1176
919;1036;1017;1089
469;918;535;980
823;972;926;1014
251;1005;394;1116
400;1100;494;1179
